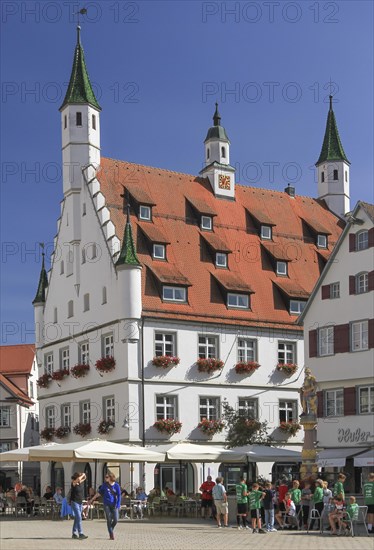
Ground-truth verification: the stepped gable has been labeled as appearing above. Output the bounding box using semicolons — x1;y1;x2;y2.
98;157;344;330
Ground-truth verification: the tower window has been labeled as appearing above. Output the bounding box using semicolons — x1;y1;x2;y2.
102;286;107;305
64;115;67;129
82;203;86;216
207;148;210;160
333;169;338;180
345;171;348;182
321;171;325;183
92;114;96;130
83;293;90;312
76;112;82;126
221;146;226;158
68;300;74;318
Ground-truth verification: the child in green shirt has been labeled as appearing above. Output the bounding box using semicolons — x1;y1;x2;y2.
333;473;346;501
363;472;374;533
249;483;266;534
290;480;301;518
340;496;359;535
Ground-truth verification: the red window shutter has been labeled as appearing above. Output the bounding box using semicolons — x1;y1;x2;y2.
368;227;374;248
317;391;324;417
349;276;356;295
369;319;374;349
349;233;356;252
334;324;350;354
321;285;330;299
369;271;374;292
309;330;317;358
343;387;356;416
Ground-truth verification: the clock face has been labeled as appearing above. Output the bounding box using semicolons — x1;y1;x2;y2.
219;174;231;190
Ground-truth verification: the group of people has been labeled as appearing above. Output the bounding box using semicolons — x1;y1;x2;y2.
199;471;374;535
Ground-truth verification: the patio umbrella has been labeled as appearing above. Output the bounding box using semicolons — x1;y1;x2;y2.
230;445;301;462
0;443;60;462
166;442;246;462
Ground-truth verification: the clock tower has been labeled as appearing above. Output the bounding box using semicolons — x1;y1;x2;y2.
200;103;236;199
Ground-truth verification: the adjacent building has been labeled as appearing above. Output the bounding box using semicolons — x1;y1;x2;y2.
34;27;349;494
299;201;374;492
0;344;39;489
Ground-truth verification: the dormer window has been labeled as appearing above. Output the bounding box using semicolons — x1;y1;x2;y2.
261;225;272;240
276;261;288;276
162;286;187;302
201;216;212;231
153;244;165;260
317;234;327;248
139;205;151;221
227;293;249;309
289;300;306;315
221;146;226;158
76;112;82;126
216;252;227;268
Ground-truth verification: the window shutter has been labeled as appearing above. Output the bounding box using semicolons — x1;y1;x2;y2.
321;285;330;299
343;387;356;416
368;227;374;248
349;276;356;295
334;324;350;354
349;233;356;252
369;319;374;349
309;330;317;358
369;271;374;292
317;391;324;417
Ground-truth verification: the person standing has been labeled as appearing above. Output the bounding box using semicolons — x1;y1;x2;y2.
309;478;324;530
212;477;228;528
199;476;215;519
263;481;277;532
70;472;88;540
290;480;301;522
333;473;346;501
249;482;266;533
90;472;121;540
363;472;374;534
301;481;312;529
235;476;249;530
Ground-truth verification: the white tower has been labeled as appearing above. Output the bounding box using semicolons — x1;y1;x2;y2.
200;103;236;200
32;252;48;352
316;95;350;217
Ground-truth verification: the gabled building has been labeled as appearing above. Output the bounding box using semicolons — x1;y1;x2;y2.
34;27;347;494
0;344;39;489
299;201;374;492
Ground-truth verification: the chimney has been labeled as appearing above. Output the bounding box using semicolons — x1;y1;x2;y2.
285;184;295;197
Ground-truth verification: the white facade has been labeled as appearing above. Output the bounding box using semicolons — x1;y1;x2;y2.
317;159;350;217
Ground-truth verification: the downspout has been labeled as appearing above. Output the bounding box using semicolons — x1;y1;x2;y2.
141;316;145;447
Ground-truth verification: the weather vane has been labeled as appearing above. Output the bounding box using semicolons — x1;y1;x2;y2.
74;7;87;25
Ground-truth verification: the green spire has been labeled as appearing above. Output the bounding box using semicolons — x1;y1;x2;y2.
32;253;48;305
116;206;141;267
59;26;101;111
316;95;349;165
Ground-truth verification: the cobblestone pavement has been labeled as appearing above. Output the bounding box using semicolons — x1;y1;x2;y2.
0;517;372;550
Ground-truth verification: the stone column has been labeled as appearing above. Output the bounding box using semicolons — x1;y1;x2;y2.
299;368;319;480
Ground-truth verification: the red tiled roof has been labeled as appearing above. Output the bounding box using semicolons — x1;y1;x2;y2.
0;373;33;407
127;185;156;205
98;158;344;330
201;232;232;253
145;261;192;286
0;344;35;375
185;196;217;216
138;222;170;244
212;271;254;293
273;279;310;299
301;216;332;235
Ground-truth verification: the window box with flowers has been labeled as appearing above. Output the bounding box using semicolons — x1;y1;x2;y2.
73;423;92;437
243;419;262;432
152;356;180;369
40;427;55;441
153;419;182;436
70;363;90;378
279;421;301;436
51;368;70;382
197;358;224;373
276;363;298;376
55;426;70;439
95;356;116;373
37;373;51;388
235;361;260;375
97;419;115;434
198;418;225;436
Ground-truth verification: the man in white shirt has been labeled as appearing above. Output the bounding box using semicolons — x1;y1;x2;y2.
212;477;228;528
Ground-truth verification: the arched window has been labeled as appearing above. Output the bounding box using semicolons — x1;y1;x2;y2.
221;146;226;159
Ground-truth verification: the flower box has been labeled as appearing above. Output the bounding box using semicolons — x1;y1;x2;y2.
51;368;70;381
197;358;224;373
279;421;301;436
70;363;90;378
73;423;92;437
36;373;51;388
95;356;116;373
276;363;298;376
55;426;70;439
152;355;180;368
198;418;225;436
40;427;55;441
244;419;262;432
154;418;182;436
235;361;260;374
97;419;115;434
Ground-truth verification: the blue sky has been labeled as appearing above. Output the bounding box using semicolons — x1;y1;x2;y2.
1;1;373;344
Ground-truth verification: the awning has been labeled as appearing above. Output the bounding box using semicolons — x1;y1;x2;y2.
317;448;364;468
354;449;374;467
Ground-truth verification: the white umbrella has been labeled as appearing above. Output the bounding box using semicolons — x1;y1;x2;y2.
0;443;59;462
166;442;246;462
230;445;301;462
